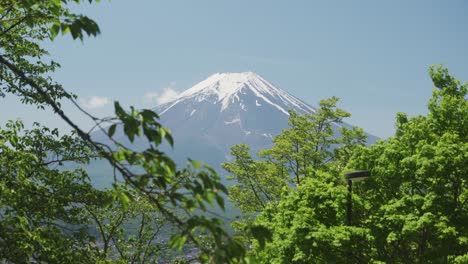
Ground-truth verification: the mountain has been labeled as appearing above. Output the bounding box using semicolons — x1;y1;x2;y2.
89;71;378;189
153;72;378;169
87;72;378;223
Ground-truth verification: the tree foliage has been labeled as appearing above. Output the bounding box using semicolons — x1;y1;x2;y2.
258;97;362;185
0;120;170;263
224;97;368;259
245;66;468;263
224;96;366;215
346;65;468;263
86;188;166;263
253;173;372;263
223;144;287;214
0;0;247;263
0;121;99;263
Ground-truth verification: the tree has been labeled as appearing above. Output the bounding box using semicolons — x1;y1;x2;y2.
223;97;368;261
0;1;247;262
223;144;287;214
0;121;99;263
252;173;372;263
248;66;467;263
86;188;166;263
259;97;353;185
224;97;366;214
346;65;468;263
0;120;170;263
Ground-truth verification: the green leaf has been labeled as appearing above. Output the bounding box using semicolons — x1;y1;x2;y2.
215;195;225;210
114;101;126;118
50;23;61;40
189;159;202;169
108;124;117;137
249;225;272;249
168;235;187;251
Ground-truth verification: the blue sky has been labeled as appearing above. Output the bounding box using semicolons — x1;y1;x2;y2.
1;0;467;138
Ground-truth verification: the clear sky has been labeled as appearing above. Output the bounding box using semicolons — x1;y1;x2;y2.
1;0;467;138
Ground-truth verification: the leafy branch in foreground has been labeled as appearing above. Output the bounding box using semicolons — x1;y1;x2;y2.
0;120;176;263
0;0;248;262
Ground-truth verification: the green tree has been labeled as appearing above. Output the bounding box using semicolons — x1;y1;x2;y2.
252;172;373;263
260;97;353;185
0;1;247;262
249;66;467;263
0;120;171;263
86;188;166;263
225;97;366;214
224;97;368;259
346;65;468;263
0;121;99;263
223;144;287;214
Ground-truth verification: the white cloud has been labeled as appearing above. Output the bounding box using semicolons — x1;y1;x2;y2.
80;96;110;109
143;86;179;106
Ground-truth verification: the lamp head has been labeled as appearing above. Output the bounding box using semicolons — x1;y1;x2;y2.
345;170;370;182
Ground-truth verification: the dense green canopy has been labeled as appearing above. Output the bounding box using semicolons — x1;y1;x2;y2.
225;66;467;263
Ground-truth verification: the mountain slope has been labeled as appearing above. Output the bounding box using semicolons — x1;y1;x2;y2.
153;72;377;168
89;72;378;189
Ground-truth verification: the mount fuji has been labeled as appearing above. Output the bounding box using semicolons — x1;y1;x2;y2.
89;72;377;188
152;72;377;169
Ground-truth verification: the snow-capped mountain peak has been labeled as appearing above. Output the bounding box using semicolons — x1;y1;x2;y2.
159;72;315;115
146;72;378;172
178;72;258;100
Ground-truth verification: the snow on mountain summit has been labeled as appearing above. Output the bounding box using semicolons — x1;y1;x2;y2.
178;72;259;101
158;72;315;115
145;72;378;171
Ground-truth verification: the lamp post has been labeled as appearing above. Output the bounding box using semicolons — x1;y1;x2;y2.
344;170;370;263
344;170;370;226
